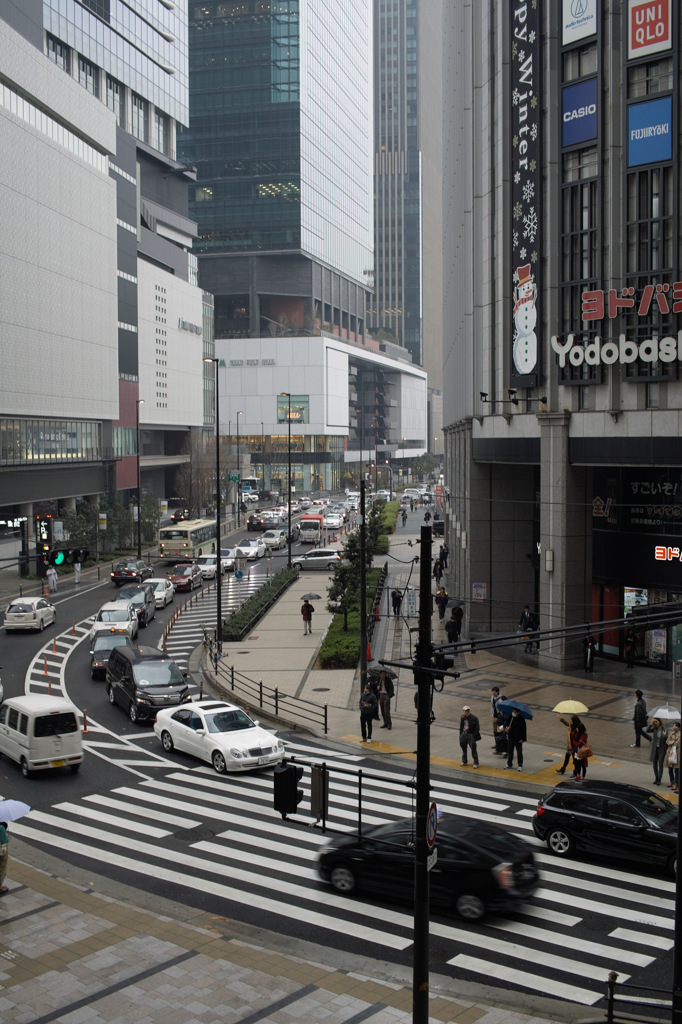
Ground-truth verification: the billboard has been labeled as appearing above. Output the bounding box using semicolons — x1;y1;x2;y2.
562;78;598;147
628;96;672;167
628;0;672;59
277;394;309;424
562;0;598;45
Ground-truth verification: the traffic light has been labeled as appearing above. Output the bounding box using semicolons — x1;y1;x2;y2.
73;548;89;562
48;547;89;566
49;549;68;566
273;762;304;818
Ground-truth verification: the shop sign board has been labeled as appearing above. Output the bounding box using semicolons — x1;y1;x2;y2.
562;78;598;147
562;0;598;45
628;0;672;59
628;96;672;167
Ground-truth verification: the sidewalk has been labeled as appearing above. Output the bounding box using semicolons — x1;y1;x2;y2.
1;509;678;1023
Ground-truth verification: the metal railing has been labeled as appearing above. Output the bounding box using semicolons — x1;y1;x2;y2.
208;659;328;734
605;972;671;1024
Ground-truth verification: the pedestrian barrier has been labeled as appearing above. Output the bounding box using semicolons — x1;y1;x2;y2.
605;971;671;1024
213;661;329;734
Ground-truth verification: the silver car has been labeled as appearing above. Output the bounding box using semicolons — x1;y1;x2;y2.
5;597;57;632
291;548;342;571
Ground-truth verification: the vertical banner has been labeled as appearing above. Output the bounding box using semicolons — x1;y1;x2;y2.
510;1;542;386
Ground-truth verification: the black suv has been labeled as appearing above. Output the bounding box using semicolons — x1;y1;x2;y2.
115;583;156;627
110;559;153;586
533;780;677;875
247;513;265;531
105;645;192;724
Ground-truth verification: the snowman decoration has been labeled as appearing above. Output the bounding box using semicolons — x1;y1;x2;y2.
512;264;538;375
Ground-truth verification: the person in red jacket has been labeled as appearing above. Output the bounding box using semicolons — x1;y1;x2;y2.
301;599;314;635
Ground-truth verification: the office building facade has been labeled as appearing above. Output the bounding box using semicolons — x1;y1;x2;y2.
442;1;682;671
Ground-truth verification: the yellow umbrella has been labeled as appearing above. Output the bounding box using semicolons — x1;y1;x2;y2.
552;699;589;714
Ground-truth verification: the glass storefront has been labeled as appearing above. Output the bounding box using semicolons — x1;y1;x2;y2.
593;582;679;668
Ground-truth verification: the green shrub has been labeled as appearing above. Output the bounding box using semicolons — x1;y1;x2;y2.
222;567;298;641
381;501;400;535
375;534;389;555
317;568;384;668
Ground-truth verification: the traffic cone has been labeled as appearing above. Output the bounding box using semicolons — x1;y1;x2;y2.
367;640;373;662
375;604;380;622
44;656;48;675
52;636;57;653
82;709;88;734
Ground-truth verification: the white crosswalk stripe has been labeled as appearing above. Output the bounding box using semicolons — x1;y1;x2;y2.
9;760;673;1008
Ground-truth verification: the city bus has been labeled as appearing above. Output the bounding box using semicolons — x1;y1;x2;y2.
240;477;260;494
158;519;217;561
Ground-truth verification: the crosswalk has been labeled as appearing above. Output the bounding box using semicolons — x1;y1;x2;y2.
10;738;674;1008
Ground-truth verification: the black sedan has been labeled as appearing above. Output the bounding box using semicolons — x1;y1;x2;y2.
533;779;677;875
90;634;133;679
110;559;153;586
317;815;538;921
247;513;266;531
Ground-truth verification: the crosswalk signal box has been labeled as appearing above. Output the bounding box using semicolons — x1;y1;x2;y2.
274;763;304;818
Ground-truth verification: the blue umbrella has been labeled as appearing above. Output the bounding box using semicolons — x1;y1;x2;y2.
497;699;533;721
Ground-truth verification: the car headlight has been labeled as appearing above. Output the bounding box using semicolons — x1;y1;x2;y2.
276;740;285;752
229;748;245;759
491;862;514;889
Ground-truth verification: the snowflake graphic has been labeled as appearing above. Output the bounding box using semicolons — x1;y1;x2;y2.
523;208;538;242
512;89;521;107
518;49;525;63
530;124;538;141
523;180;535;202
529;30;536;43
512;231;519;248
513;202;523;220
514;171;521;184
519;247;527;261
512;134;518;149
529;159;537;172
531;251;538;263
531;95;538;108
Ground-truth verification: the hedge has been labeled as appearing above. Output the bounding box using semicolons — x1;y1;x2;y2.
222;567;298;641
317;568;383;669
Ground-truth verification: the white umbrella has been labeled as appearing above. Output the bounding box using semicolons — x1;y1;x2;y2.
0;799;31;822
649;705;681;721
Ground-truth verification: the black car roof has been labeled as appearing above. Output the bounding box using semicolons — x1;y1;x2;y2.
553;780;657;798
113;645;178;665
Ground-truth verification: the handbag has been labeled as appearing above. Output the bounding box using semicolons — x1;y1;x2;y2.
576;743;593;759
669;745;678;765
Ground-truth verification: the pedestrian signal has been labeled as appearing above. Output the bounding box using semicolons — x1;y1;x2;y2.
273;762;304;818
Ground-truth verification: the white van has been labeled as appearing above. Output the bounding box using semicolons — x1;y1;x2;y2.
0;695;83;777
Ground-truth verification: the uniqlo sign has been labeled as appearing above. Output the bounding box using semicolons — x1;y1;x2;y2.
628;0;672;59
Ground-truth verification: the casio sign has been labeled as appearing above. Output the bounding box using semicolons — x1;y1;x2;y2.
563;103;596;121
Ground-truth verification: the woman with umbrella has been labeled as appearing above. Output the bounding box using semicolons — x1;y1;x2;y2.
553;700;589;775
649;717;668;786
568;715;589;781
0;798;31;895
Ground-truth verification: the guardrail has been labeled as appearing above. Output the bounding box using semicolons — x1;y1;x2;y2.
367;561;389;645
604;972;671;1024
208;659;328;734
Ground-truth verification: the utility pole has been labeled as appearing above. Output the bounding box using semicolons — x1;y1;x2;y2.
359;479;367;692
413;523;432;1024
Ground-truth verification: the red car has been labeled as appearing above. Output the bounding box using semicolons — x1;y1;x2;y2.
167;562;202;592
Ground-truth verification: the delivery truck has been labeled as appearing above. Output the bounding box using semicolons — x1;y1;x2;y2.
299;513;324;544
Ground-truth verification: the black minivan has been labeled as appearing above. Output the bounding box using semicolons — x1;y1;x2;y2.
106;645;192;724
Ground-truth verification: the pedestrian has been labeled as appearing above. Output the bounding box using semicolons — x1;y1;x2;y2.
433;558;443;587
391;586;403;617
555;715;574;774
46;565;58;593
522;610;539;653
624;624;636;668
445;607;461;644
562;715;589;779
504;707;527;771
632;689;652;747
434;587;448;622
378;670;395;730
401;509;407;526
459;706;480;768
440;543;449;569
73;560;81;584
424;510;432;524
368;674;381;721
583;632;596;673
301;598;314;635
649;717;668;785
359;682;377;742
490;686;501;743
0;816;8;895
518;604;533;634
410;498;414;511
665;721;680;791
494;697;511;755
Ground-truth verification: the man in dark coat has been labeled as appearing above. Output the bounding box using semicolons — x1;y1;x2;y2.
632;689;652;747
391;586;403;617
359;682;378;742
378;670;395;730
458;706;481;768
504;708;527;770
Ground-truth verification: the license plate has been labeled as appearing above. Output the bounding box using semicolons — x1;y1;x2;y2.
51;759;65;767
257;755;271;765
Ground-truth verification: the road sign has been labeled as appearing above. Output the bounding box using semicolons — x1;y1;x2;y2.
235;570;243;580
228;471;240;482
427;848;438;872
426;802;438;848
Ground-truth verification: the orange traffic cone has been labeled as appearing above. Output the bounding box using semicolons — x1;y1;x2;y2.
367;641;373;662
82;709;88;734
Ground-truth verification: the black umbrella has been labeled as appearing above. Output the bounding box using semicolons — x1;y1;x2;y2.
445;598;464;609
368;667;398;680
301;592;321;601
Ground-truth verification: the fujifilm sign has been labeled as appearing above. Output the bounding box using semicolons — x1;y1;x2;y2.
551;332;682;368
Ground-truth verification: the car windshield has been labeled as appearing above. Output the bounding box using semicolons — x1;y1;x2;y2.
93;636;129;653
205;709;255;733
97;609;129;622
239;540;254;547
630;791;678;827
153;582;166;592
174;566;193;576
115;562;138;571
7;603;34;613
197;557;215;565
133;663;184;686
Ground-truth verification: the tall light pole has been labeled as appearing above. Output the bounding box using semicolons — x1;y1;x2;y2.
203;357;222;657
261;420;264;489
236;410;243;528
384;460;393;500
135;398;145;559
281;393;292;568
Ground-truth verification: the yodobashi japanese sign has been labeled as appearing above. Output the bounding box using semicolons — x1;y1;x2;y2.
628;0;671;59
510;2;542;386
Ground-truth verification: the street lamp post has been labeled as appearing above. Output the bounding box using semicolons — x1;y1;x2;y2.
203;357;222;658
384;460;393;500
135;398;145;559
281;393;292;568
261;420;264;487
236;410;243;528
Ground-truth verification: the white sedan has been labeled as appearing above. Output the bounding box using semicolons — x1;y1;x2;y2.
4;596;57;632
196;554;222;579
235;537;266;559
324;513;342;529
262;529;287;550
147;578;175;608
154;699;285;773
220;548;236;572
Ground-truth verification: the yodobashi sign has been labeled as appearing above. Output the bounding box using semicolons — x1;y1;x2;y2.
551;332;682;368
628;96;672;166
562;79;598;147
628;0;671;59
562;0;597;45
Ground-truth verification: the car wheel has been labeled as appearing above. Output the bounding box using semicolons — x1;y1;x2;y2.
129;702;139;724
161;730;174;752
107;685;116;706
454;891;486;921
330;864;357;894
293;563;302;570
21;757;32;778
547;828;575;857
39;617;45;631
328;562;338;570
212;750;227;774
69;763;80;773
141;613;148;628
669;853;677;877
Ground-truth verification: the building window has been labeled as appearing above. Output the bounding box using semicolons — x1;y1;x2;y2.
153;109;169;155
78;55;98;96
559;163;600;384
562;43;597;82
47;35;70;73
628;57;673;98
106;75;124;127
131;93;147;143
